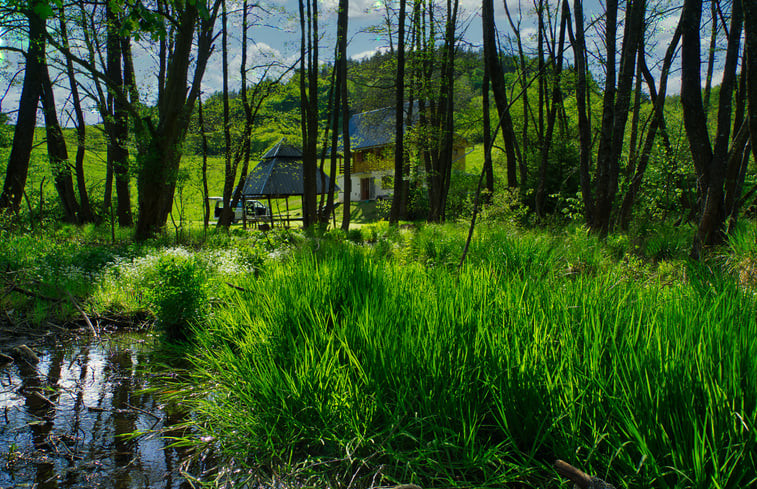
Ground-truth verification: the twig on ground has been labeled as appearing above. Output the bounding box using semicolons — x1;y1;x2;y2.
5;283;61;302
554;459;616;489
225;282;251;292
65;290;99;339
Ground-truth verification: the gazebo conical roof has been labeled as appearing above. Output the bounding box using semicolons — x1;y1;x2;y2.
242;138;337;197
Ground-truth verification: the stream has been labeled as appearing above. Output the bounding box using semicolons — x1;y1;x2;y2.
0;332;194;489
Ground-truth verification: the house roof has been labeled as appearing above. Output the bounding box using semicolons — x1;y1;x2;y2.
242;138;338;197
346;104;468;151
261;138;302;159
349;107;405;150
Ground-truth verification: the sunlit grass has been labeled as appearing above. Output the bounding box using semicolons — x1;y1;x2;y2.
186;225;757;488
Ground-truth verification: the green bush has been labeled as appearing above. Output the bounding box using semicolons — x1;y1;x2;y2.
147;254;208;343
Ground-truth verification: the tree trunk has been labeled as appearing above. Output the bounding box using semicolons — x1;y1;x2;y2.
681;0;743;256
482;65;494;197
340;48;352;231
618;20;682;230
503;0;529;189
40;62;80;223
198;97;210;233
326;0;349;227
703;0;719;116
107;4;132;226
135;1;217;240
428;0;458;222
592;0;645;234
535;2;568;217
567;0;593;225
483;0;518;188
299;0;319;228
0;5;45;214
390;0;406;224
218;0;235;228
59;9;94;223
626;49;643;180
744;0;757;178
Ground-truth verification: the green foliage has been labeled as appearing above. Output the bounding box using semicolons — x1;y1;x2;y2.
443;170;477;220
144;254;207;343
0;113;12;148
478;187;529;225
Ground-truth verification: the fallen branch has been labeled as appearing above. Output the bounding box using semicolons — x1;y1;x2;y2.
225;282;251;293
65;290;99;339
4;283;61;303
554;460;616;489
31;390;56;408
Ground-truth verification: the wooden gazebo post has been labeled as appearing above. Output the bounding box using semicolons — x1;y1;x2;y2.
267;195;274;228
242;195;247;230
285;196;290;228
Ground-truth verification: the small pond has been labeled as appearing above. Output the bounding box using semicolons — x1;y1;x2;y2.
1;333;194;489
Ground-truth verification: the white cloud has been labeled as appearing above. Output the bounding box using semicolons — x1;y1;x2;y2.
350;45;390;61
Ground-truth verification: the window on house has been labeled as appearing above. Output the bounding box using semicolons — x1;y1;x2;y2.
381;175;393;189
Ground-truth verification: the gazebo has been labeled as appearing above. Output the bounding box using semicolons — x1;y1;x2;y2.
242;138;338;228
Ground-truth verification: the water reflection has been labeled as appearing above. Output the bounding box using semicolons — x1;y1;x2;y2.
0;334;192;489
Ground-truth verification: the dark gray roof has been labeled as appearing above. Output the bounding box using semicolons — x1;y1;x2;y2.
347;104;425;151
349;107;398;150
242;138;338;197
261;138;302;159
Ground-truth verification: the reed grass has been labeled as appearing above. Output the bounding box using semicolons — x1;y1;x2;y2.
188;226;757;488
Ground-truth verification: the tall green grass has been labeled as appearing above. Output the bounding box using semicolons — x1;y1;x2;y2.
188;228;757;488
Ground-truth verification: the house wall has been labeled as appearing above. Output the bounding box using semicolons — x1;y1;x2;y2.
337;141;468;203
351;143;467;175
336;170;393;203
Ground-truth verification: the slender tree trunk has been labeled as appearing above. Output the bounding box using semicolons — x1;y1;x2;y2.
626;49;643;179
483;0;517;188
231;0;254;215
592;0;645;234
535;1;567;217
567;0;593;224
218;0;236;227
326;0;348;227
428;0;458;222
340;50;352;231
60;9;94;223
618;21;681;230
40;62;80;223
482;66;494;197
0;5;45;214
619;23;681;229
107;4;132;226
703;0;718;116
198;97;210;233
390;0;407;224
744;0;757;177
502;1;528;189
591;0;618;233
299;0;319;228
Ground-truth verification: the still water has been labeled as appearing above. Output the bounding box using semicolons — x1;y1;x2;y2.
0;333;193;489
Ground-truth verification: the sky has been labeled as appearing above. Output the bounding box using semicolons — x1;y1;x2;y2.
0;0;722;126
